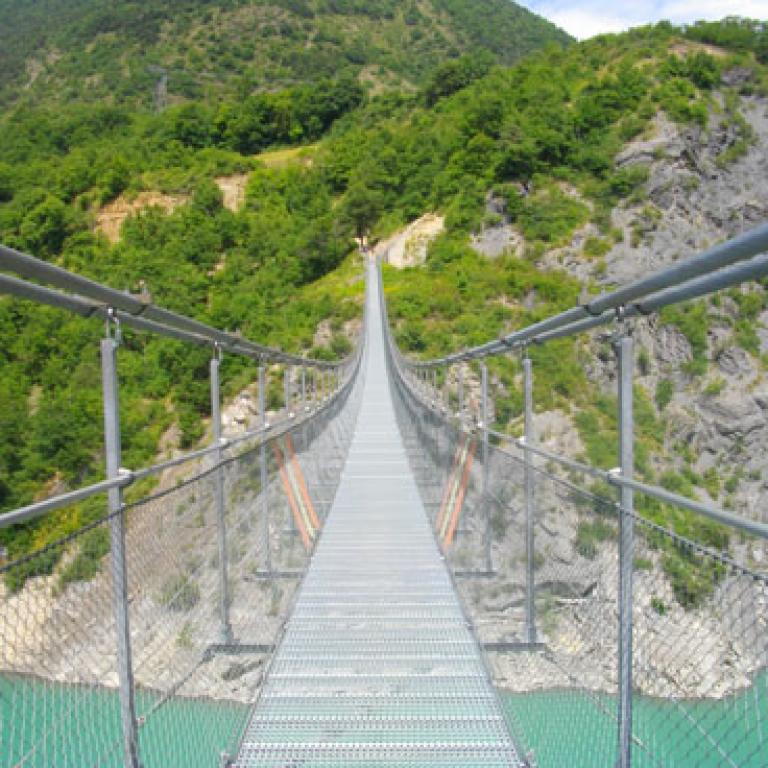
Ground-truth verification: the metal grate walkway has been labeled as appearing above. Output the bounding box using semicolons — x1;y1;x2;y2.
233;261;523;767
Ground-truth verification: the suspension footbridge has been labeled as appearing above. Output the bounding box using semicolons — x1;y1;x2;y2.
233;261;523;766
1;226;768;767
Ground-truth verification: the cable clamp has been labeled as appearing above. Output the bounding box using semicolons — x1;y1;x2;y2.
612;305;633;342
105;307;122;345
607;467;622;485
117;467;135;485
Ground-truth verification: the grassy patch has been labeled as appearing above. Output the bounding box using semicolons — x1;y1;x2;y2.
518;187;590;247
575;519;617;559
655;378;674;410
659;301;709;375
58;526;110;588
158;573;201;612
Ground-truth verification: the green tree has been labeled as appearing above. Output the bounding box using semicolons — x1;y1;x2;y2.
0;162;13;202
19;196;69;257
340;182;383;241
164;103;215;148
423;52;495;107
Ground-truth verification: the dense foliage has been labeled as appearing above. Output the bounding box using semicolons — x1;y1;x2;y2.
684;16;768;63
366;22;767;607
3;16;767;607
0;90;365;576
0;0;570;109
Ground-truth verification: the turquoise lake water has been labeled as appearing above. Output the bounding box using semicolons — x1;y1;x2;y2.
1;675;248;767
2;673;766;766
503;672;768;767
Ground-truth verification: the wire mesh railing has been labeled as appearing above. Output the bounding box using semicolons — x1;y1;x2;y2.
389;353;768;767
381;224;768;767
1;362;362;768
0;246;364;767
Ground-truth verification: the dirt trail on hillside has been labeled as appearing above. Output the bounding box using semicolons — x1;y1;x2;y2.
373;213;444;268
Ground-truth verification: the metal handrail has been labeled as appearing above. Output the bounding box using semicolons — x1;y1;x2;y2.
0;244;344;368
381;254;768;542
395;222;768;366
397;351;768;540
0;474;133;528
0;267;365;532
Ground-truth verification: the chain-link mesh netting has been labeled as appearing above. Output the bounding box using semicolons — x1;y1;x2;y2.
1;510;126;766
0;366;361;768
629;514;768;767
390;360;768;768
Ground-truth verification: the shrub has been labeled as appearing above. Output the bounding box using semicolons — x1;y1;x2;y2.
583;236;611;258
659;302;709;375
575;518;617;560
734;319;760;356
638;348;650;375
650;596;667;615
655;379;674;410
330;333;352;356
59;526;110;587
703;377;725;397
518;187;590;245
702;467;720;498
637;493;729;609
159;573;200;612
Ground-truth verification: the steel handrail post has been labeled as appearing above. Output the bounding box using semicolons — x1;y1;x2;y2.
211;349;233;643
259;365;271;576
481;363;492;573
101;319;142;768
522;351;537;644
615;329;635;768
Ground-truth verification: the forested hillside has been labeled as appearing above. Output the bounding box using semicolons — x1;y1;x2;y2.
0;1;566;544
3;11;768;602
0;97;363;542
364;18;768;605
0;0;570;109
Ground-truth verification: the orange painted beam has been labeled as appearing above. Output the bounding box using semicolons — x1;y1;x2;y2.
443;440;476;548
272;442;312;550
284;435;320;531
439;438;470;542
435;436;465;535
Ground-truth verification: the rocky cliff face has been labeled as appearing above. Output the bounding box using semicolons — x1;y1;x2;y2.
518;86;768;532
445;86;768;696
465;83;768;540
606;93;768;281
598;91;768;536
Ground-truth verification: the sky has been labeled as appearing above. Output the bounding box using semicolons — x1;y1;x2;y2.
517;1;767;40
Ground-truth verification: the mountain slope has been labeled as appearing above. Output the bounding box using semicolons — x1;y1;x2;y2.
330;19;768;607
0;0;571;108
4;16;768;603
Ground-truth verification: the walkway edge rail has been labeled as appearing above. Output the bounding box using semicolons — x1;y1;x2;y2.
0;243;364;768
390;321;768;544
0;244;341;368
399;222;768;366
0;376;358;530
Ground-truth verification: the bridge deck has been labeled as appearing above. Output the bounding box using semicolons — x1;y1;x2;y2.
234;262;523;767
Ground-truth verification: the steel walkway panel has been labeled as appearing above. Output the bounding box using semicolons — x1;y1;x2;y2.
233;262;523;767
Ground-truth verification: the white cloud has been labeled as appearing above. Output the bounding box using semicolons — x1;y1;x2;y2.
545;8;634;40
519;1;767;40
